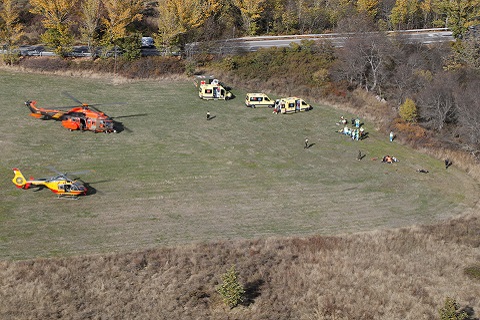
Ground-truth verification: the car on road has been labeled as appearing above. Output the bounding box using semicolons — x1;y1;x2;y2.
141;37;154;48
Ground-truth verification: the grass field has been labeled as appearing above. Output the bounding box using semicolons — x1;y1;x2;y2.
0;69;478;260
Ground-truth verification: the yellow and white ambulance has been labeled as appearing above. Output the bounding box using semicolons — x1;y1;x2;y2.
274;97;313;114
245;93;275;108
195;76;233;100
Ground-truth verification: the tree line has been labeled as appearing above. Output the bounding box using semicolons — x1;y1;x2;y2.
330;29;480;150
0;0;479;58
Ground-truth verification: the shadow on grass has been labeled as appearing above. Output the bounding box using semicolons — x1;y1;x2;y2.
241;278;264;306
460;305;476;320
113;113;149;133
83;180;111;196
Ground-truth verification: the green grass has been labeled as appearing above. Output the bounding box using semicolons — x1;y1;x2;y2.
0;69;478;260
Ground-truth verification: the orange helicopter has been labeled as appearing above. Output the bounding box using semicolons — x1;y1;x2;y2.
12;167;89;199
24;93;124;133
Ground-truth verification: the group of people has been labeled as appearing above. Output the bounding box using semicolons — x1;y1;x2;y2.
382;155;398;164
337;116;366;141
335;115;403;164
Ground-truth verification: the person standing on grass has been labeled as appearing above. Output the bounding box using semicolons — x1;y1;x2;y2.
445;159;452;169
390;131;394;142
304;138;309;149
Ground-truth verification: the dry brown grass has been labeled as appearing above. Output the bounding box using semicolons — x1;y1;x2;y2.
0;212;479;319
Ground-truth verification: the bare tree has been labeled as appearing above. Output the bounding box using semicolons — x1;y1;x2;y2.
455;75;480;146
417;72;458;131
332;30;392;94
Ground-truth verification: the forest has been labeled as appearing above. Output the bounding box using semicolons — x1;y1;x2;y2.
0;0;479;51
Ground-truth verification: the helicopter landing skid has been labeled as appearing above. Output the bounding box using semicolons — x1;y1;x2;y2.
57;195;80;200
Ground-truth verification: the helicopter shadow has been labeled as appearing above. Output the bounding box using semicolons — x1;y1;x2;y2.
112;113;149;133
82;179;112;196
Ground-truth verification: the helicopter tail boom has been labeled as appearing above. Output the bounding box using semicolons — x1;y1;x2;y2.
24;100;65;120
12;168;31;189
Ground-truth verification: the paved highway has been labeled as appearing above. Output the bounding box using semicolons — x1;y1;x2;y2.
194;28;454;54
10;28;454;57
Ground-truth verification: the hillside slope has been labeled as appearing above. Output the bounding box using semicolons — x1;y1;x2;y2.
1;213;479;319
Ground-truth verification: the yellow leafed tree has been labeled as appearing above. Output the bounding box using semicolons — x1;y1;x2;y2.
357;0;379;18
390;0;420;29
419;0;434;27
232;0;264;35
29;0;76;56
156;0;219;51
0;0;24;63
29;0;76;28
433;0;480;38
80;0;101;54
102;0;143;46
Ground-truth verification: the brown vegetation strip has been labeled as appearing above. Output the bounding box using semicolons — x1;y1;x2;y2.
0;213;479;319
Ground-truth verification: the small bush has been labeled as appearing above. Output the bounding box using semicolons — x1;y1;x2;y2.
21;57;73;71
464;265;480;280
439;297;468;320
399;98;417;123
18;56;185;79
2;52;21;65
393;118;428;143
217;265;245;309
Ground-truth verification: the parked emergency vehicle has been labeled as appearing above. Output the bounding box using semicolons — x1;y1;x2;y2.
194;75;233;100
274;97;313;114
245;93;275;108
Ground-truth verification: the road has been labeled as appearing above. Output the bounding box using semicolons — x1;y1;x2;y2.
190;28;454;54
10;29;454;57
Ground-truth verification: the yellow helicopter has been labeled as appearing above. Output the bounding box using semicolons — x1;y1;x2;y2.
12;167;89;199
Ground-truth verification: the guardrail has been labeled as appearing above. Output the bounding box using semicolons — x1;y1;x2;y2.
230;28;452;42
3;28;454;57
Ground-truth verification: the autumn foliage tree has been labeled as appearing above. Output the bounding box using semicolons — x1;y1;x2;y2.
390;0;421;29
155;0;220;53
101;0;143;53
357;0;379;19
233;0;264;35
79;0;102;57
29;0;76;57
433;0;480;38
0;0;24;64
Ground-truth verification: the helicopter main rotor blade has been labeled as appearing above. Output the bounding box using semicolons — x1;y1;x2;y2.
46;166;63;176
112;113;149;119
62;91;84;105
46;166;92;178
67;170;93;177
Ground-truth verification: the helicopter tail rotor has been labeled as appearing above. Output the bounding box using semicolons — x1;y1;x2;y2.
12;168;30;189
